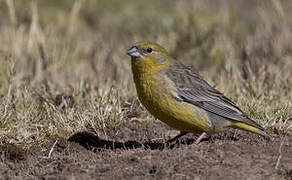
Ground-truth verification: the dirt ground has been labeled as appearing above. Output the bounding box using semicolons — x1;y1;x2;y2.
0;122;291;180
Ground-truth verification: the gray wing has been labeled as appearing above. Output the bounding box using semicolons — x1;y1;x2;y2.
165;60;264;131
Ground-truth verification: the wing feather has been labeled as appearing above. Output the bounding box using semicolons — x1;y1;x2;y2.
165;60;264;131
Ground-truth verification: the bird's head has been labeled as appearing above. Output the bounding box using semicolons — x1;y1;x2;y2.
127;42;171;73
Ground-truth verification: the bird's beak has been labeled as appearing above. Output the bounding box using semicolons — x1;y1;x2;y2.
127;46;141;58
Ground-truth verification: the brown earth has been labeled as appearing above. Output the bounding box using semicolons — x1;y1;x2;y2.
0;122;291;180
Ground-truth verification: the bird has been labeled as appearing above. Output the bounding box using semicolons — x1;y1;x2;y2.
127;42;270;144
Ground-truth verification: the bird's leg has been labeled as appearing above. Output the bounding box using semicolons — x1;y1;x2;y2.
195;132;207;144
166;131;188;145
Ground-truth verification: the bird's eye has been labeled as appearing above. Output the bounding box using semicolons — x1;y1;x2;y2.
146;47;153;53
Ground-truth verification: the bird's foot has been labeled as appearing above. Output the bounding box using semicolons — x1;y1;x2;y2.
195;132;207;144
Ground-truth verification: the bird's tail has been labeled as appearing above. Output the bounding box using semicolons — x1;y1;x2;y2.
231;122;271;139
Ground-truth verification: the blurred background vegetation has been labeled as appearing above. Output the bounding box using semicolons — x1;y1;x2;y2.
0;0;291;145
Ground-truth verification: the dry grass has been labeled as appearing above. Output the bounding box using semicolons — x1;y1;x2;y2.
0;0;291;146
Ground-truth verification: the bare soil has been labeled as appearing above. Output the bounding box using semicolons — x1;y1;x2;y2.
0;122;291;180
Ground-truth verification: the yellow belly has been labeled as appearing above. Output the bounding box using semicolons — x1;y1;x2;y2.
155;99;212;133
134;73;213;134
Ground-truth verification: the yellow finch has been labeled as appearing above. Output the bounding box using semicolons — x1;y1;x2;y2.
127;42;270;144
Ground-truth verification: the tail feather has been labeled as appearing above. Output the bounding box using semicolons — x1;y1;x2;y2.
231;122;271;139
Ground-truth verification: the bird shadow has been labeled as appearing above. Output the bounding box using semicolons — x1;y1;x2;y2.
67;131;204;152
68;131;164;151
